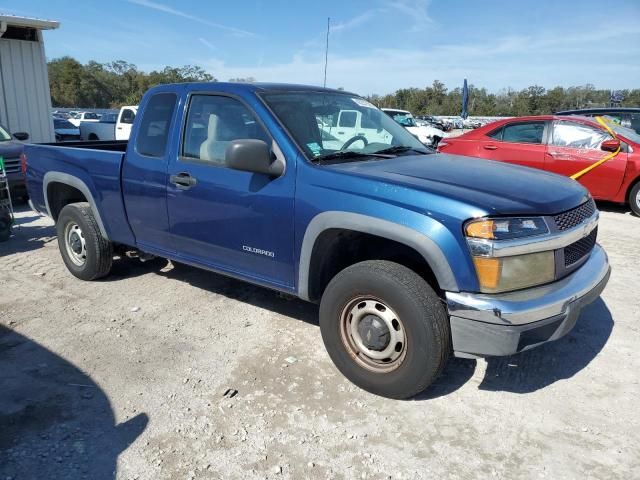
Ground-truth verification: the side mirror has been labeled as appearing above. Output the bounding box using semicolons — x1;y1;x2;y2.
225;139;284;177
601;139;620;152
13;132;29;141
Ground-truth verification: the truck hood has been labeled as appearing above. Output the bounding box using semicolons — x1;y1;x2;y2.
327;153;590;216
0;140;24;159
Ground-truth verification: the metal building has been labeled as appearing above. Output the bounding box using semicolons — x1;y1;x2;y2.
0;15;59;143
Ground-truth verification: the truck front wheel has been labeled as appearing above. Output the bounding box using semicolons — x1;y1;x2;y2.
319;260;450;399
57;202;113;280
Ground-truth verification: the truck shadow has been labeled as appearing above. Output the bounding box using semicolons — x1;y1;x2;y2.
478;298;613;394
156;261;320;325
0;325;148;480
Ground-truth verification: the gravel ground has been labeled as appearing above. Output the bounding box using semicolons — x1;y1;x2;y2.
1;203;639;480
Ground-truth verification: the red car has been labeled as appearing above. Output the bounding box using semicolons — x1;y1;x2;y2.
438;115;640;216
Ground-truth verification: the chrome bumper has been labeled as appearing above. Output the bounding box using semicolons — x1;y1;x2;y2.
446;244;610;357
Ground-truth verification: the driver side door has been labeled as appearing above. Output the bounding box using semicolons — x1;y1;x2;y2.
166;93;296;289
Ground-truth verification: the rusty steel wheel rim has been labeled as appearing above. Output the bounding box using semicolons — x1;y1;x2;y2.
339;296;407;373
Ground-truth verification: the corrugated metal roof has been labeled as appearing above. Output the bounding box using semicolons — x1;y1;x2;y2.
0;14;59;30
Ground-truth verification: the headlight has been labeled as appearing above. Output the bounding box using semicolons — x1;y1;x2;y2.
465;217;554;293
465;217;549;240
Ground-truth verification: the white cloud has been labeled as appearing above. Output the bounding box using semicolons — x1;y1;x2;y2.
199;38;216;52
387;0;433;31
197;28;639;94
331;11;377;33
126;0;255;37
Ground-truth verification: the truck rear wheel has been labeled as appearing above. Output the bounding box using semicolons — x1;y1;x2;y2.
319;260;450;399
57;202;113;280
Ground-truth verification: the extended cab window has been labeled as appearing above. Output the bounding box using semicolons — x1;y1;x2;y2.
182;95;270;165
551;121;610;149
489;122;544;144
135;93;176;158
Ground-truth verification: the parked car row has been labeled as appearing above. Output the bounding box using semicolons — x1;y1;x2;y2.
79;106;137;141
52;106;138;142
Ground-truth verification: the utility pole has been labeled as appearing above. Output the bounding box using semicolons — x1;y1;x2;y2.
323;17;330;87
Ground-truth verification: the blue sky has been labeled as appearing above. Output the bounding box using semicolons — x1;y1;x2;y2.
1;0;639;95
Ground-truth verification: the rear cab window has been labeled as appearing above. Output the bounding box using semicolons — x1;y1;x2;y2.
135;93;177;158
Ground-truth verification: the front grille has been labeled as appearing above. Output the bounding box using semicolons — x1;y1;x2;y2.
554;200;596;231
1;157;20;174
564;227;597;267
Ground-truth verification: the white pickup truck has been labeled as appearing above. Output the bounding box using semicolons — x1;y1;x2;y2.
316;106;392;151
79;106;138;141
382;108;447;147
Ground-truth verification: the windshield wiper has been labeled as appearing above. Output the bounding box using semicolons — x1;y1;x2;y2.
312;150;392;164
373;145;432;155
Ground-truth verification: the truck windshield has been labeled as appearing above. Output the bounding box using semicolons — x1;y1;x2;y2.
0;125;10;142
261;92;427;162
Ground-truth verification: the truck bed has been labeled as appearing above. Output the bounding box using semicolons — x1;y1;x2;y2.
25;140;135;246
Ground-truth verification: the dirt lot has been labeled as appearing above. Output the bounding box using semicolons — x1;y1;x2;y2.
1;204;639;480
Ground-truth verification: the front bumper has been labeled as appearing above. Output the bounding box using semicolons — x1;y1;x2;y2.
446;244;610;358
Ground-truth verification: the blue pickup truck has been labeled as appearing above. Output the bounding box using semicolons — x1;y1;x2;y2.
25;83;610;399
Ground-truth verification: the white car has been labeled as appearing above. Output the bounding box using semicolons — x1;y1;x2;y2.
68;111;101;127
381;108;447;147
80;106;138;141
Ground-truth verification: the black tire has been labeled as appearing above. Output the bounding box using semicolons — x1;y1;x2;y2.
0;212;11;242
319;260;450;399
629;182;640;217
56;202;113;280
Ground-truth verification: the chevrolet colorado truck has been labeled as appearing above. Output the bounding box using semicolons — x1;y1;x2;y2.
24;83;611;399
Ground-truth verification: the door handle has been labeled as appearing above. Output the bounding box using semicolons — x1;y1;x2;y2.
170;172;197;189
483;145;498;150
117;127;123;130
337;131;345;135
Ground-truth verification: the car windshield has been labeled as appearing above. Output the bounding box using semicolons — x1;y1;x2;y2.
604;117;640;144
0;125;11;142
54;119;76;129
261;92;427;162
